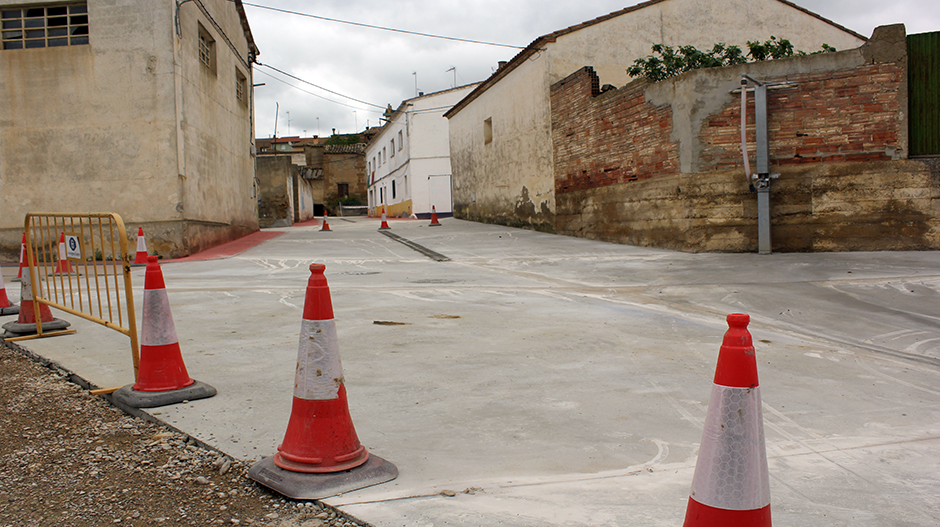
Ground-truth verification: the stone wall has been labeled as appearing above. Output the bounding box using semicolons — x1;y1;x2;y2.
550;24;937;252
255;156;295;228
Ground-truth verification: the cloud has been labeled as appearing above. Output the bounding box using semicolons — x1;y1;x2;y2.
244;0;939;139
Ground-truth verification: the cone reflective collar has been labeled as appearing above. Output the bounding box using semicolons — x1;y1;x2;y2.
16;233;27;279
249;263;397;499
683;314;771;527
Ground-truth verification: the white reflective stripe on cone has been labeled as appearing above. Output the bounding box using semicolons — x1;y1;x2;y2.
137;235;146;252
59;240;67;260
690;384;770;511
294;319;344;400
140;288;179;346
20;272;33;301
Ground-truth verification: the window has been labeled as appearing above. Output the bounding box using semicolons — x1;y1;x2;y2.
390;139;395;157
198;22;216;74
337;183;349;198
392;180;396;199
382;147;386;164
483;117;493;144
235;69;247;105
2;4;88;50
398;130;403;150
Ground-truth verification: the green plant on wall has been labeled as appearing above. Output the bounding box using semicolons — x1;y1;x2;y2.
323;134;362;145
628;37;837;82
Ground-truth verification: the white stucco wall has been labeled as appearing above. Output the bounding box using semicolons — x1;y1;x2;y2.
0;0;257;259
366;83;477;217
447;0;867;230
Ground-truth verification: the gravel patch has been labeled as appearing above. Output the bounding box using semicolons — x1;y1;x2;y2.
0;341;371;527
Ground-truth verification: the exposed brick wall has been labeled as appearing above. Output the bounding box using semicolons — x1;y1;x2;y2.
549;25;938;252
700;63;902;170
551;67;679;195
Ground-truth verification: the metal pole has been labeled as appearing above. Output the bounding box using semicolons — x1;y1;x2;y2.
754;82;772;255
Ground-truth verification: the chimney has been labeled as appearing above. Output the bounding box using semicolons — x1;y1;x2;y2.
498;61;507;70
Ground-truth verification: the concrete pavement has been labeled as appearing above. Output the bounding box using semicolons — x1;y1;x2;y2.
3;217;940;526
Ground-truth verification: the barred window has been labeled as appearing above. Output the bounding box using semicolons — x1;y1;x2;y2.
236;69;247;105
198;23;215;73
1;4;89;50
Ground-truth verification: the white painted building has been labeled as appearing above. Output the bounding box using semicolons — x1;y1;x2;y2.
367;83;480;219
444;0;868;231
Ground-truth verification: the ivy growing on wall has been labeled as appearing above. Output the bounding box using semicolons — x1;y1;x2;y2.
627;37;837;82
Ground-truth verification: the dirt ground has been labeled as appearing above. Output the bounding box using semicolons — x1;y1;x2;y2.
0;341;370;527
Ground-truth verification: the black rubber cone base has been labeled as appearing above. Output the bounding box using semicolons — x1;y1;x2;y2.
2;317;70;338
248;454;398;500
111;380;216;408
0;305;19;317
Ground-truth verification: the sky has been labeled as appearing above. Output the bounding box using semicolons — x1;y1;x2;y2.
241;0;940;140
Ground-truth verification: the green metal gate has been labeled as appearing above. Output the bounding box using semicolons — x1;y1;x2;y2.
908;31;940;156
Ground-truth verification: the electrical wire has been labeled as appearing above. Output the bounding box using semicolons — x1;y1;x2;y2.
241;2;526;50
254;68;382;113
255;62;385;110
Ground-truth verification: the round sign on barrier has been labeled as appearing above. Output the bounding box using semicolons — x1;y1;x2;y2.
65;234;82;260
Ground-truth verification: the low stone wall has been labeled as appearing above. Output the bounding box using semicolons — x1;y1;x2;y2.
556;159;939;252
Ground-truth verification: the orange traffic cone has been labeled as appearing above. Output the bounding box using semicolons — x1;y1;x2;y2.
683;314;771;527
112;256;215;408
379;205;390;230
321;212;332;232
248;263;397;499
133;227;148;265
0;268;19;316
15;233;27;280
2;269;70;337
429;205;441;227
54;233;72;274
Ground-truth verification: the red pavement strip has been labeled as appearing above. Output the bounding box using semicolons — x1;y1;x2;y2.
163;230;285;263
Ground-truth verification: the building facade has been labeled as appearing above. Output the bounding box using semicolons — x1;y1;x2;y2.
0;0;259;259
367;84;479;219
444;0;867;232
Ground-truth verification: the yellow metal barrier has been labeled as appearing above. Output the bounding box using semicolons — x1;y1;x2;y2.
11;212;140;379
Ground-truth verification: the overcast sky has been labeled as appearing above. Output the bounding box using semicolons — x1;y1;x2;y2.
241;0;940;140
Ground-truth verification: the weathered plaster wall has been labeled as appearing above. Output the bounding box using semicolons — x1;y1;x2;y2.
551;25;935;252
0;0;257;260
174;0;258;254
449;57;556;231
255;156;294;227
0;0;179;259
